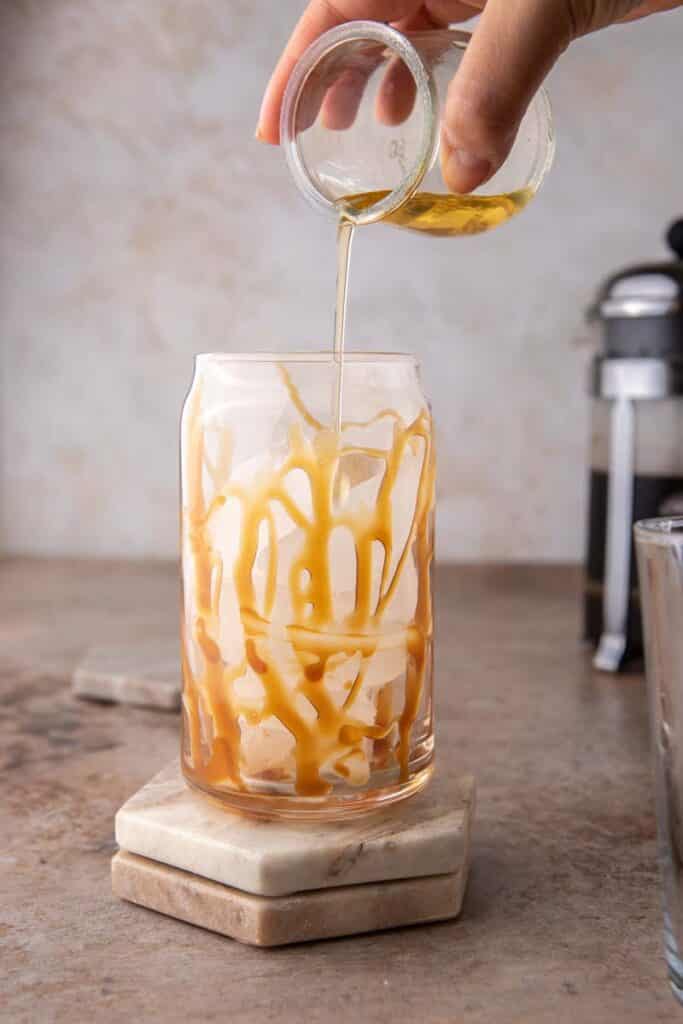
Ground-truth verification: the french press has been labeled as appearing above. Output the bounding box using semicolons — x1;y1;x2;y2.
585;219;683;672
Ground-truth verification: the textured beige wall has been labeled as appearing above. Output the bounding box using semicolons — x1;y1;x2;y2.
0;1;681;560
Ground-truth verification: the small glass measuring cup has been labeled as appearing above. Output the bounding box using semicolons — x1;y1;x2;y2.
281;21;554;232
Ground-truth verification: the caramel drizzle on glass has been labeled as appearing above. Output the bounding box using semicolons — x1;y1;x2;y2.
181;366;435;797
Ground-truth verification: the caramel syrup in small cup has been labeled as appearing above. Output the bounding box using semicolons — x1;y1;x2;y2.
341;188;532;237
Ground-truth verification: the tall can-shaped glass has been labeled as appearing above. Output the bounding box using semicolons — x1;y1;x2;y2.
180;353;436;818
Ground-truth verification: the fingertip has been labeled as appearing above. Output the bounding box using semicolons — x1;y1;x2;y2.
255;122;279;144
320;70;367;132
375;56;417;127
440;138;493;194
256;83;283;145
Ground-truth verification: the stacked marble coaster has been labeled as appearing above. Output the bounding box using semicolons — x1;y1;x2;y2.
112;762;475;947
73;639;180;710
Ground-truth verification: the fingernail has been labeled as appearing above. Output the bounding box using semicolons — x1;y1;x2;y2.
255;87;270;141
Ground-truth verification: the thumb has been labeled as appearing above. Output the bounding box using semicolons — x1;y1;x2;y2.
440;0;576;193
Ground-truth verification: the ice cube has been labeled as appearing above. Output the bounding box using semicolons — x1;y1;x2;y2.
232;665;267;715
363;644;408;690
341;416;396;452
388;438;426;578
239;714;295;781
330;748;370;787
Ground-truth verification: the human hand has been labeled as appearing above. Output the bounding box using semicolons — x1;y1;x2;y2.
257;0;683;193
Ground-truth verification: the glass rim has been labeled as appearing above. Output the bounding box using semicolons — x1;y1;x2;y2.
195;351;419;366
634;516;683;545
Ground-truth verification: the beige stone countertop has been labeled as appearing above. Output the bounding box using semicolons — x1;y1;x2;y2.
1;559;673;1023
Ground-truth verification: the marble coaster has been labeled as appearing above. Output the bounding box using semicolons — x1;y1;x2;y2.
115;761;475;897
112;851;466;947
73;640;180;710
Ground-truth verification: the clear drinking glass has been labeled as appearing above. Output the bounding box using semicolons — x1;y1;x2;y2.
180;353;435;819
281;22;554;231
635;517;683;1002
